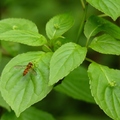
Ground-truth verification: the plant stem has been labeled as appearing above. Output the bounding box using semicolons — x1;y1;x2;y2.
98;14;108;18
85;37;90;47
76;1;88;43
81;0;86;9
85;57;95;63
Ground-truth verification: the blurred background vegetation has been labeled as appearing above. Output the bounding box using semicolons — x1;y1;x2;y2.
0;0;115;119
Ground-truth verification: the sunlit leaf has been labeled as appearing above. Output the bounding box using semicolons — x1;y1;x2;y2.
88;62;120;120
89;34;120;55
86;0;120;20
46;14;74;40
0;30;47;46
49;42;87;85
0;18;38;33
0;51;53;117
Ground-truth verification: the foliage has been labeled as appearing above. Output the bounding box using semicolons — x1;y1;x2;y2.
0;0;120;119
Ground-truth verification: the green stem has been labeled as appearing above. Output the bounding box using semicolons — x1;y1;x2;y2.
98;14;108;18
85;57;95;63
76;1;88;43
85;37;90;47
81;0;86;9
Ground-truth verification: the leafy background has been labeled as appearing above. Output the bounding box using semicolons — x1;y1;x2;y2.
1;0;119;119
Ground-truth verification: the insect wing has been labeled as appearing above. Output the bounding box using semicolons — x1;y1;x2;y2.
14;65;26;69
30;68;37;75
14;63;37;76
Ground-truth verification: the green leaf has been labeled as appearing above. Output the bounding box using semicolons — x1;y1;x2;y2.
0;51;53;117
49;42;87;85
84;15;120;39
55;66;95;103
0;18;38;33
0;18;47;46
0;30;47;46
0;92;10;111
46;14;74;40
1;107;55;120
86;0;120;20
89;34;120;55
88;62;120;120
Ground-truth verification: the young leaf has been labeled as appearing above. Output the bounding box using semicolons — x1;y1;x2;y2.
86;0;120;20
0;18;38;33
1;107;55;120
49;42;87;85
88;62;120;120
89;34;120;55
46;14;74;40
55;66;95;103
0;51;53;117
0;30;47;46
84;15;120;39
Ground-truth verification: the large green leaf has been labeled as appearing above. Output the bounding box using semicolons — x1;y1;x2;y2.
0;18;38;33
0;30;47;46
0;18;47;46
49;42;87;85
86;0;120;20
0;52;53;117
1;107;55;120
46;14;74;40
88;62;120;120
84;15;120;39
89;34;120;55
55;66;95;103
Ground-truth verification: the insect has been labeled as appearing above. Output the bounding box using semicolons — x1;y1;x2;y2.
14;62;36;76
23;62;33;76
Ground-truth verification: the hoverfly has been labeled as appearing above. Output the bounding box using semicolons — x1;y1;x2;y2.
14;62;36;76
23;62;33;76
